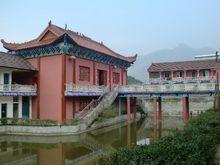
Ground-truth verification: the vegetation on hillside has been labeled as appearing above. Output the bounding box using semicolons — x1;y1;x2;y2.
127;76;143;85
101;110;220;164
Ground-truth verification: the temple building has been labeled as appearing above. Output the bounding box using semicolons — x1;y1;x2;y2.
1;22;137;122
148;60;220;83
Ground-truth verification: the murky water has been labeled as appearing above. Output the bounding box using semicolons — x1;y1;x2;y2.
0;117;184;165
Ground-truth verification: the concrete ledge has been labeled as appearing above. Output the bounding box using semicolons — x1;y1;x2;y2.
0;114;140;136
0;123;87;136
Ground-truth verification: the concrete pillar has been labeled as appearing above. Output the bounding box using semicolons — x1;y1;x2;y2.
182;96;189;122
197;70;200;77
127;97;131;122
134;97;138;121
118;97;122;116
153;97;158;124
153;97;162;122
171;71;174;80
158;97;162;120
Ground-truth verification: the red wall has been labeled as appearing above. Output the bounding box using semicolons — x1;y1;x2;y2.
29;55;128;121
28;55;63;122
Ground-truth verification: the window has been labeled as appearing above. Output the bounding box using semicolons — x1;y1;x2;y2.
151;72;159;79
3;73;9;84
79;66;90;81
113;72;120;84
13;97;19;103
176;71;183;78
1;104;7;118
13;97;19;118
192;71;197;77
13;104;18;118
203;70;210;77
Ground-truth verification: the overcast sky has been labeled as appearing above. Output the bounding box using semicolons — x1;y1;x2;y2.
0;0;219;56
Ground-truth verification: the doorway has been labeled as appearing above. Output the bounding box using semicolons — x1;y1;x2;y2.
3;73;10;91
22;97;30;119
1;104;7;118
97;70;107;86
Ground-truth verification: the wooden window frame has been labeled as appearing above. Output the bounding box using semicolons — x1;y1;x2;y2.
79;66;90;82
113;72;120;84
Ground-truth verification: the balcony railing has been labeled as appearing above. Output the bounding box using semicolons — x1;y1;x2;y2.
149;77;216;84
65;83;108;96
0;84;37;93
119;82;217;93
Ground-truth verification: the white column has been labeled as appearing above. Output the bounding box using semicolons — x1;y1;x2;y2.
29;96;32;119
18;96;22;118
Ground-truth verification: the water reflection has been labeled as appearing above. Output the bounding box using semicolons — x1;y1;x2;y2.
0;117;184;165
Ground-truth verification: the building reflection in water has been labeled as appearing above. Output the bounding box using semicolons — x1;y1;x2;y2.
0;117;183;165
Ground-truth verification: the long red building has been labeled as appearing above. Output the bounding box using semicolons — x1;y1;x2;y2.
1;22;137;122
148;59;220;82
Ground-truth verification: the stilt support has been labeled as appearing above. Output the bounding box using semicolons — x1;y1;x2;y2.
127;97;131;122
153;97;162;123
182;96;189;122
134;97;138;121
158;97;162;120
119;97;122;116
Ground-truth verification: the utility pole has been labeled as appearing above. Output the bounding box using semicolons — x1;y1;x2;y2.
195;51;220;111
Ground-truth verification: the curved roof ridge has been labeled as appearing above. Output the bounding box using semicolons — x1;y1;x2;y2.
1;22;137;63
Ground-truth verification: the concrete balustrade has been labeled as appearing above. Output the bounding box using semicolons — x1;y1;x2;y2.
0;84;37;93
119;82;217;94
65;83;107;95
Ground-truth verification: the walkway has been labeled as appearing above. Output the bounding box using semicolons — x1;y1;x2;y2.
78;81;217;128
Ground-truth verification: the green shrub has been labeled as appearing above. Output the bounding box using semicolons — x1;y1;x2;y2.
94;105;118;123
63;118;80;125
0;118;57;126
27;119;57;126
101;110;220;165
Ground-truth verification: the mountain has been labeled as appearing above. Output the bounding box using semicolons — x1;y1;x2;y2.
128;44;215;82
127;76;143;85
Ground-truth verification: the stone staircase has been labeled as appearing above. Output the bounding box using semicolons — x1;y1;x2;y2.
81;86;119;127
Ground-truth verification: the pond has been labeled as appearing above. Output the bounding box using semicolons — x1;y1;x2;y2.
0;117;184;165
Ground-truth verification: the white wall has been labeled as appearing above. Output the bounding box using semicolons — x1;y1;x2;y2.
0;96;32;119
0;68;13;85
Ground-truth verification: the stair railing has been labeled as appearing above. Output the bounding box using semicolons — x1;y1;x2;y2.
75;85;109;119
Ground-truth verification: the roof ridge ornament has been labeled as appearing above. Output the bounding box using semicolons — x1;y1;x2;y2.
48;20;52;26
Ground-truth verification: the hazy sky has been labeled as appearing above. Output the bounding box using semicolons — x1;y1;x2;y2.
0;0;219;56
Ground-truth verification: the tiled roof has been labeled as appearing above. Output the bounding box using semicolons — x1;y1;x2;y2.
1;23;137;63
0;52;37;71
148;59;220;72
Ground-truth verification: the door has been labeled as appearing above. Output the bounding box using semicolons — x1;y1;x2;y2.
192;71;197;77
3;73;10;91
22;97;30;119
164;72;170;80
98;70;107;86
204;70;210;77
1;104;7;118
